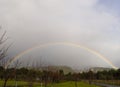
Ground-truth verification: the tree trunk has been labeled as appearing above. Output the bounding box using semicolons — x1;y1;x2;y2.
3;79;8;87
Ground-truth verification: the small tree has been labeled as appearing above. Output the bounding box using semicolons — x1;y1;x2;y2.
0;29;10;87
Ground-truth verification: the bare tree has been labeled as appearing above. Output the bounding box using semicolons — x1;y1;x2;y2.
0;30;8;62
2;59;10;87
2;59;21;87
0;28;12;87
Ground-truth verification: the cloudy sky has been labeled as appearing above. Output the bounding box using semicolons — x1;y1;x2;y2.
0;0;120;69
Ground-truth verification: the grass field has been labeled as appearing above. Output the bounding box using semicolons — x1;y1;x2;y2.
0;80;100;87
48;81;100;87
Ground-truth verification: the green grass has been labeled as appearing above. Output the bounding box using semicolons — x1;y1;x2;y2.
48;81;100;87
0;80;100;87
0;80;28;87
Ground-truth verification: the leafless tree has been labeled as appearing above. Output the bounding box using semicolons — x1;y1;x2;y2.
0;60;9;87
0;28;13;87
0;30;8;62
2;59;21;87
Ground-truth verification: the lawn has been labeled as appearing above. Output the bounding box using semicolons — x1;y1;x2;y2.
0;80;100;87
48;81;100;87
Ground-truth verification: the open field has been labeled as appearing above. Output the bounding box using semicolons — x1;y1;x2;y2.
0;81;100;87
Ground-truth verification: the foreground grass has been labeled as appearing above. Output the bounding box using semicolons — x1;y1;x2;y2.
0;80;28;87
0;80;100;87
48;81;100;87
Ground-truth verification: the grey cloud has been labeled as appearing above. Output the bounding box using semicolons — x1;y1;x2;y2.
0;0;120;69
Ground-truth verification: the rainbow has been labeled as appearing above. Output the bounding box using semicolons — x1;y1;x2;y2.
5;42;118;69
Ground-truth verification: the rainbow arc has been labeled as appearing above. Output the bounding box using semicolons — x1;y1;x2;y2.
5;42;118;69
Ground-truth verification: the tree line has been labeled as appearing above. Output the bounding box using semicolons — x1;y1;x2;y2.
0;65;120;86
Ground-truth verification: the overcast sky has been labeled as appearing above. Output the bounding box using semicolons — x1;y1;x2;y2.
0;0;120;69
